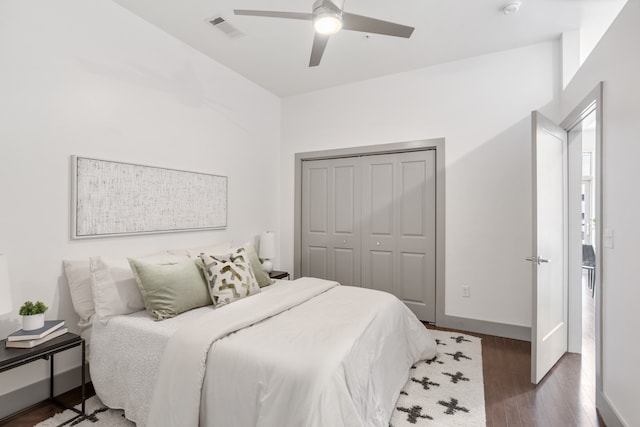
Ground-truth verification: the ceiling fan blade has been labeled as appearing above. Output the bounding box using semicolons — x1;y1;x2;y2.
309;33;330;67
342;13;414;38
234;10;314;21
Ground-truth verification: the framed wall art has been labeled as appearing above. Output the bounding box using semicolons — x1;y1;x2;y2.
71;156;227;239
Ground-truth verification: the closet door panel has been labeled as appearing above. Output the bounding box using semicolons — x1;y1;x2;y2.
330;159;361;286
362;155;397;294
334;248;355;286
400;160;427;236
308;168;328;233
302;160;331;278
334;165;356;234
369;162;394;236
395;151;436;321
370;251;394;293
302;158;361;286
307;246;328;279
399;252;426;303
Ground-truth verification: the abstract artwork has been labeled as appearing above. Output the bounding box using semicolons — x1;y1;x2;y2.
72;156;227;239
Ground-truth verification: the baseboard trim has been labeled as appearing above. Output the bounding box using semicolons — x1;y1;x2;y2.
436;314;531;341
597;390;626;427
0;365;88;420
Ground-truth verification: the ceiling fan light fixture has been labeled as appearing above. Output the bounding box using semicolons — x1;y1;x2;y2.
313;12;342;35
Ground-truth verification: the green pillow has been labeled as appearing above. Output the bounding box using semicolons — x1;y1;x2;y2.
241;242;275;287
128;258;211;320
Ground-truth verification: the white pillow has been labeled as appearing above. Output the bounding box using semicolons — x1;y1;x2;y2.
90;254;187;324
185;241;233;258
63;259;95;328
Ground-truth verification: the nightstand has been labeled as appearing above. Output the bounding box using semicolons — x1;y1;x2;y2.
0;333;86;423
269;270;290;280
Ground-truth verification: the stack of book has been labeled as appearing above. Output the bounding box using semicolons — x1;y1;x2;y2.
5;320;67;349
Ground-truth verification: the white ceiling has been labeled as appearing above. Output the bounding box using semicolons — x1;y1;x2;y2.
112;0;625;97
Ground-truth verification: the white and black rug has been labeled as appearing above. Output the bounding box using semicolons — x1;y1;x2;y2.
37;330;484;427
389;330;485;426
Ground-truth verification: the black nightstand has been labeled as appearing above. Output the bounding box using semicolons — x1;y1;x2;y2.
269;270;290;280
0;333;86;423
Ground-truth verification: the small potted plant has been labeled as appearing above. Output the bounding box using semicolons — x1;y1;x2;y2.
19;300;48;331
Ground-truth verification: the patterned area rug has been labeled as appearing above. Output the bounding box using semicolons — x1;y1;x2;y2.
389;330;485;426
37;330;484;427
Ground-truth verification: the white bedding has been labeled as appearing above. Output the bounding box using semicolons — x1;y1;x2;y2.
90;278;437;427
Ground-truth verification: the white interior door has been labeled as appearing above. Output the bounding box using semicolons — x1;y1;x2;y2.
531;111;569;384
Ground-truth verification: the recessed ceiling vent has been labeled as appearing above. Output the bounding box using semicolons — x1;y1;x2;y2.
209;16;245;39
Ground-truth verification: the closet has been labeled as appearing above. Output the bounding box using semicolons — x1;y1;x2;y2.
301;149;436;322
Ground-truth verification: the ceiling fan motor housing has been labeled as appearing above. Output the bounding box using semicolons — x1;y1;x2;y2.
312;0;341;14
312;0;343;34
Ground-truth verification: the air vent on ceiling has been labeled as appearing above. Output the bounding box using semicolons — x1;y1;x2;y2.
209;16;245;39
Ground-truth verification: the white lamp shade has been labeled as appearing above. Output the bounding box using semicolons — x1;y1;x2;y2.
0;254;13;315
260;231;276;260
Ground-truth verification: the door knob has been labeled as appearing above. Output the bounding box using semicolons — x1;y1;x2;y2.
376;242;380;246
342;239;347;244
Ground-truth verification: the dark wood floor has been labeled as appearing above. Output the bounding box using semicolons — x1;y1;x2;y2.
0;383;95;427
476;274;603;427
1;278;602;427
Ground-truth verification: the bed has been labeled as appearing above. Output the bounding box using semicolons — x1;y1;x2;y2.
64;244;437;427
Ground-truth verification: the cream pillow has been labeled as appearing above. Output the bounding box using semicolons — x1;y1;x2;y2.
198;249;260;308
184;241;233;258
90;254;188;323
63;259;95;328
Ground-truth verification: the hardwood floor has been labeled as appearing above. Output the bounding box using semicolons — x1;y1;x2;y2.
2;280;602;427
469;272;604;427
0;383;94;427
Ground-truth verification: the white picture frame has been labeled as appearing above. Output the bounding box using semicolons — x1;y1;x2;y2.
71;156;227;239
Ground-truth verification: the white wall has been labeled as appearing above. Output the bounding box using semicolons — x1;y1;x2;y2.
0;0;280;402
578;0;628;66
281;42;561;328
558;0;640;425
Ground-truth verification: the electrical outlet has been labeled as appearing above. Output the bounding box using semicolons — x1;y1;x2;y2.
462;286;470;298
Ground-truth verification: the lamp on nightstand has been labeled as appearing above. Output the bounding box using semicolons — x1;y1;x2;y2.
260;231;276;273
0;254;13;316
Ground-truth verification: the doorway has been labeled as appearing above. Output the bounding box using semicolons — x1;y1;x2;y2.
560;83;603;412
566;103;600;406
531;83;602;390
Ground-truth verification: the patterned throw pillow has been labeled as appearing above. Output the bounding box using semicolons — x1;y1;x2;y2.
198;248;261;307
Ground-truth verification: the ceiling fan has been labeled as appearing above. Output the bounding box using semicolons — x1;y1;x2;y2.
234;0;415;67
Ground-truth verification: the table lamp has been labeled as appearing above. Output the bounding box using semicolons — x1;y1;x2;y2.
0;254;13;316
259;231;276;273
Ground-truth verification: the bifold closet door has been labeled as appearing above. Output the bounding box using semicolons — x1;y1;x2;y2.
361;151;436;322
301;158;361;286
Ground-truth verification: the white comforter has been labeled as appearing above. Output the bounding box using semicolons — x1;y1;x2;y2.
91;278;436;427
